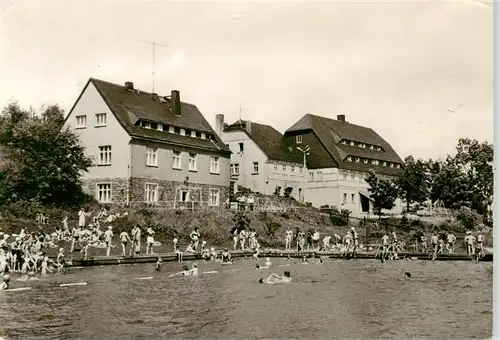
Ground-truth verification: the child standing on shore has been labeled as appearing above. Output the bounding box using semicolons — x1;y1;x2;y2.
120;229;131;256
104;226;114;257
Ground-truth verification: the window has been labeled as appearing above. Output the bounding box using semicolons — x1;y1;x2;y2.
363;158;368;164
151;122;158;130
201;132;206;139
210;156;220;174
95;113;106;126
98;145;112;165
316;171;323;181
253;162;259;173
343;193;347;205
172;151;181;169
239;142;244;152
179;189;189;202
145;183;158;203
174;127;181;134
296;135;302;144
308;171;314;181
382;161;387;166
209;189;220;206
396;164;401;169
76;115;86;128
146;147;158;166
188;153;197;171
347;156;352;162
180;129;186;136
168;126;175;133
97;183;111;203
230;163;240;175
351;194;355;204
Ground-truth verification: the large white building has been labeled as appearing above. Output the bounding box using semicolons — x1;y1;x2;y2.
217;113;404;217
215;115;306;201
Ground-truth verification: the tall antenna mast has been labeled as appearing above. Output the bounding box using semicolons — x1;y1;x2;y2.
239;103;242;121
135;40;169;93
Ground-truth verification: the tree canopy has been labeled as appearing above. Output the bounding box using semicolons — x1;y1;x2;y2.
365;170;399;215
0;102;92;207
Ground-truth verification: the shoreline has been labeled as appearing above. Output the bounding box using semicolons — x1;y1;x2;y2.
56;250;493;267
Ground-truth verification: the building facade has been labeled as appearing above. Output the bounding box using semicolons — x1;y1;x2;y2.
284;114;404;217
64;78;231;208
215;115;306;201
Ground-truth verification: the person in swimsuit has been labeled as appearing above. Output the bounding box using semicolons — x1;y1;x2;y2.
146;227;156;255
56;248;65;272
156;257;162;271
221;249;232;263
477;232;484;256
104;226;114;257
170;265;190;277
259;271;292;284
465;231;475;256
173;230;179;253
0;267;11;290
351;227;359;257
190;228;201;252
119;229;131;256
70;227;80;253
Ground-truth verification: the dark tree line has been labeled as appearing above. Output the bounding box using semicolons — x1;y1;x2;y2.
365;138;493;220
0;102;92;208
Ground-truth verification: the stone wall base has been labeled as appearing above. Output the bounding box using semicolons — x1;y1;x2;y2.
82;177;229;208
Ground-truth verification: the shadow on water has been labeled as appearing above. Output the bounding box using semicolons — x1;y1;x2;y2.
0;259;492;340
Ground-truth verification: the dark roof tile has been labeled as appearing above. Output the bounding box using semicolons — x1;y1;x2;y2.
285;113;403;176
224;120;303;163
78;78;230;153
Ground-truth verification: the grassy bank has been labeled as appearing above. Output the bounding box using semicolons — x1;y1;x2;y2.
0;203;492;259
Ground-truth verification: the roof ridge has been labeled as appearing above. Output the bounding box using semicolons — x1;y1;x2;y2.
308;113;373;131
90;77;198;107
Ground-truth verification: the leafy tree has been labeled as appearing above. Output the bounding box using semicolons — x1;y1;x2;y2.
0;102;92;207
396;156;429;213
425;138;493;218
365;171;398;216
454;138;493;216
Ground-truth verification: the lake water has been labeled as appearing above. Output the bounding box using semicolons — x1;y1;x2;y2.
0;259;492;340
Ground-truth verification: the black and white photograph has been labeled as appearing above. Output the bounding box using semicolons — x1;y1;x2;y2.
0;0;495;339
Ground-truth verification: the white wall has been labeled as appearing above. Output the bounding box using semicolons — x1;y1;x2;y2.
64;82;131;179
304;168;402;217
223;130;269;193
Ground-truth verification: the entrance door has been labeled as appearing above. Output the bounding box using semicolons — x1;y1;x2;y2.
360;194;370;212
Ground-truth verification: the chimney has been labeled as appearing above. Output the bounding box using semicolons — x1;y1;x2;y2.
171;90;181;115
215;114;225;138
245;120;252;134
337;114;346;122
151;93;159;100
125;81;134;91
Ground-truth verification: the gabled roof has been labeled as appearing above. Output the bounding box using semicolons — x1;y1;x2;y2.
285;113;403;175
224;120;303;163
67;78;230;153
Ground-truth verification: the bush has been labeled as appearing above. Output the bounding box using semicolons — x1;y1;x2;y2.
438;219;465;234
456;206;482;230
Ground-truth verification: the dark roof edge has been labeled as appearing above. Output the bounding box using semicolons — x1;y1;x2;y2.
130;135;232;156
311;130;340;168
64;78;93;124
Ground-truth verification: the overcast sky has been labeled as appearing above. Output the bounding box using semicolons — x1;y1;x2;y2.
0;0;493;160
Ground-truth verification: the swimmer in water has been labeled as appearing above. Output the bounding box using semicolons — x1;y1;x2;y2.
255;263;261;270
259;271;292;284
265;257;272;267
301;256;308;264
0;267;11;290
156;257;162;271
221;249;232;263
170;265;190;277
